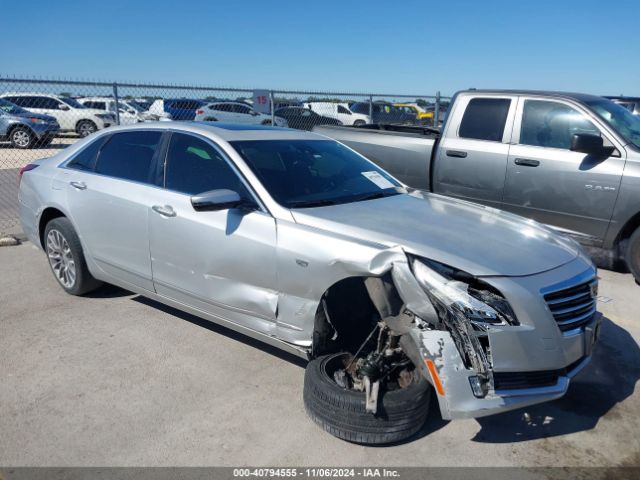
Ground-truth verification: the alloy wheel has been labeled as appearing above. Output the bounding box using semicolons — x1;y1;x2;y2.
46;229;76;288
12;130;31;148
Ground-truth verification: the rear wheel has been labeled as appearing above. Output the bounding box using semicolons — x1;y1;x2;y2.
76;120;97;137
44;217;102;295
261;120;272;125
625;227;640;284
203;117;218;122
304;352;431;445
10;126;35;149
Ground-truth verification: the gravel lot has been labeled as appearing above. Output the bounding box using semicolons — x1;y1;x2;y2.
0;241;638;467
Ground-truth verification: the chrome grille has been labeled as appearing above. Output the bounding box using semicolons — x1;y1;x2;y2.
543;278;597;332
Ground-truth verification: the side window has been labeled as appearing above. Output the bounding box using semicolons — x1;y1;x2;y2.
459;98;511;142
233;104;251;114
337;105;351;114
95;131;162;183
67;136;107;171
214;104;233;112
38;97;63;109
164;133;249;197
520;100;601;150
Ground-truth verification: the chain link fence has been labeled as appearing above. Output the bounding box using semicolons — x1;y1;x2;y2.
0;76;450;234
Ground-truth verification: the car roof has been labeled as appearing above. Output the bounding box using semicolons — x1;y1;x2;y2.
459;89;606;103
89;121;325;142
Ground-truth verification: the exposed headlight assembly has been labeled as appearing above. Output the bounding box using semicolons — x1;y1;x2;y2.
410;257;518;397
411;258;518;327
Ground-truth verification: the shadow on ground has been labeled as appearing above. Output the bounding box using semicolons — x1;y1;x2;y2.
131;294;308;368
472;318;640;443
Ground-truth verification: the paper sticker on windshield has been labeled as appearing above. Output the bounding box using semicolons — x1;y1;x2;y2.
362;171;394;189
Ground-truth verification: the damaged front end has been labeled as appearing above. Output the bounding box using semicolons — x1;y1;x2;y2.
325;253;598;420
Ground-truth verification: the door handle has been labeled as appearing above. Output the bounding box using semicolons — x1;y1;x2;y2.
152;205;176;217
69;181;87;190
446;150;468;158
514;158;541;167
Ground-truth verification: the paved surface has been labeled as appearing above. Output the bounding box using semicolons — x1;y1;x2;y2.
0;242;638;467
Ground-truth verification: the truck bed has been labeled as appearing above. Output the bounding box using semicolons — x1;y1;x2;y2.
313;125;438;190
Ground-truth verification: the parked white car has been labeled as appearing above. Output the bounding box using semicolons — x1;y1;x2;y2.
78;97;143;125
303;102;370;125
0;93;116;137
195;101;288;127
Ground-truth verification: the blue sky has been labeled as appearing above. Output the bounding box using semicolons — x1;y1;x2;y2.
3;0;639;96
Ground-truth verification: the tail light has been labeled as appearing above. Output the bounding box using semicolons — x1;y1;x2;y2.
196;109;204;115
18;163;39;184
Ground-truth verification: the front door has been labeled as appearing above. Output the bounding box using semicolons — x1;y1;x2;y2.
503;98;626;244
148;131;279;335
433;95;517;208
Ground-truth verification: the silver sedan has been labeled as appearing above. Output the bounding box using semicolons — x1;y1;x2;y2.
18;122;601;444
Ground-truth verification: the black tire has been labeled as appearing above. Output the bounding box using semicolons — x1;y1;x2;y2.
625;227;640;284
304;352;431;445
203;117;218;122
76;120;97;137
261;120;272;125
353;120;366;126
10;126;36;149
44;217;102;295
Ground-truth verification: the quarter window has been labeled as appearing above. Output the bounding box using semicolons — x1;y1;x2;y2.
66;136;107;171
164;133;249;197
459;98;511;142
520;100;601;150
94;131;162;183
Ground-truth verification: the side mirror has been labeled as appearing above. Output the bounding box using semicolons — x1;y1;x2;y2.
58;104;70;111
191;189;243;212
571;133;615;157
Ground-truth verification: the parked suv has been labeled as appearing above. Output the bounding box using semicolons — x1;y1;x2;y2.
350;101;416;124
1;93;116;137
148;98;206;121
0;98;59;148
78;97;142;125
194;101;288;127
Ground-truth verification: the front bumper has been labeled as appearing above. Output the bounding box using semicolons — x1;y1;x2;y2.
392;256;602;420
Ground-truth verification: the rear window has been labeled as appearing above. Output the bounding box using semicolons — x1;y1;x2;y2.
95;131;162;184
459;98;511;142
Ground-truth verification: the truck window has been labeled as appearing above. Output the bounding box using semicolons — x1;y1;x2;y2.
520;100;600;150
459;98;511;142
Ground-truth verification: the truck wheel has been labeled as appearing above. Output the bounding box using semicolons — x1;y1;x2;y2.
626;227;640;284
10;126;35;149
44;217;102;295
354;120;366;126
303;352;431;445
76;120;97;137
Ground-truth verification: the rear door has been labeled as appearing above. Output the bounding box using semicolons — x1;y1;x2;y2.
503;97;626;244
63;130;164;291
433;95;517;208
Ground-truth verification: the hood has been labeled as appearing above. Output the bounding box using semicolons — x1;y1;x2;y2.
290;192;580;277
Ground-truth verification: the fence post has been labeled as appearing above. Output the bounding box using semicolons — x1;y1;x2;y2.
270;90;275;125
434;90;441;127
368;95;373;123
113;82;121;126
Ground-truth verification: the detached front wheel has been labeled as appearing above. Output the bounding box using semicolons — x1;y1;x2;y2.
303;352;431;444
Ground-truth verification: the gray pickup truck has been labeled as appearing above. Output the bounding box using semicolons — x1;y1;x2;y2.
315;90;640;283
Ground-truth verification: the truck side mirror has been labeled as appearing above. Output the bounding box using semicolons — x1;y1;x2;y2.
570;133;615;158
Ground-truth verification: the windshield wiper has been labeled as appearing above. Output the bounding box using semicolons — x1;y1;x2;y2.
350;190;401;203
288;199;341;208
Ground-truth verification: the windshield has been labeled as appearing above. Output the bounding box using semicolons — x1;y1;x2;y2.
0;98;27;115
231;140;404;208
585;99;640;149
60;97;86;109
124;101;144;112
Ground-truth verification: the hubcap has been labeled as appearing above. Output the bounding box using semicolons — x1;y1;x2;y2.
46;229;76;288
13;130;30;147
79;123;95;136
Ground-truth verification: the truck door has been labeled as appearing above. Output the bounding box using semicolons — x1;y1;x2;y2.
503;97;625;245
433;95;517;208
